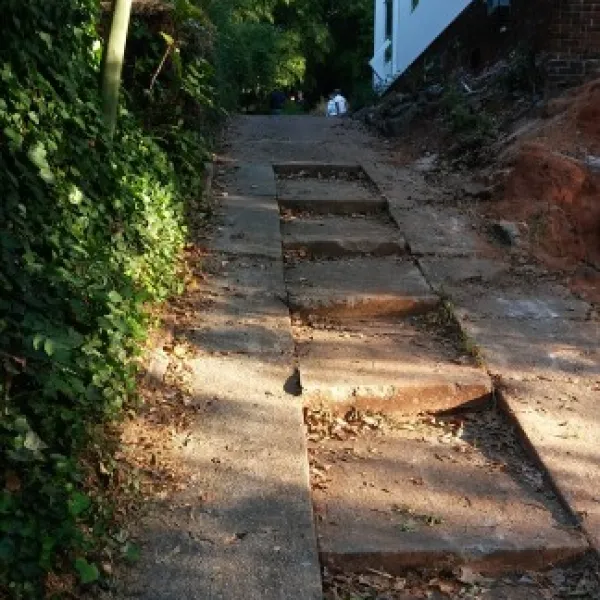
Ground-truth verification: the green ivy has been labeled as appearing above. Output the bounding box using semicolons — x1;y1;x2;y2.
0;1;187;596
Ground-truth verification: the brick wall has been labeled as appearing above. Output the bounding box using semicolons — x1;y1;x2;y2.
389;0;600;94
389;0;551;93
547;0;600;87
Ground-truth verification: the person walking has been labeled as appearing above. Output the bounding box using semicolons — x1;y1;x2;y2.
325;93;338;117
295;90;306;112
333;89;348;116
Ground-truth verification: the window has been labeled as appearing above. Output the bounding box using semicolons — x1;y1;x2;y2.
384;0;393;62
487;0;510;14
385;0;393;40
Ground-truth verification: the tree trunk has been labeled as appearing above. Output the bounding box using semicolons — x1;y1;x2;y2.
101;0;133;137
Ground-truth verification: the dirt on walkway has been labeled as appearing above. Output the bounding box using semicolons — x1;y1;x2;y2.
378;78;600;305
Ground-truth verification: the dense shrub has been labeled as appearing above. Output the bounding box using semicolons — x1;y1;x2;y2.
0;1;187;596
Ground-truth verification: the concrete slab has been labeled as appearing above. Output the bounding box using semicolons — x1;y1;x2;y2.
451;283;591;322
498;379;600;556
225;163;276;196
126;356;322;600
456;315;600;381
390;206;486;256
282;216;406;258
447;283;598;380
418;257;509;293
201;254;288;298
296;326;492;414
212;195;282;259
190;256;293;356
232;142;340;164
286;258;438;318
310;411;588;575
362;162;428;209
189;297;293;356
277;179;387;215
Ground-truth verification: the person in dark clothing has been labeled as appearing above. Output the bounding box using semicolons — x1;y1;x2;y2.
295;90;305;112
269;89;286;114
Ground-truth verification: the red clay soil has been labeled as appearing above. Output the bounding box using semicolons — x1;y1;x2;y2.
489;79;600;303
497;142;600;264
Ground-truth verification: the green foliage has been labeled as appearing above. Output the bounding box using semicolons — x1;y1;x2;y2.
126;2;217;194
442;85;497;156
204;0;373;110
1;1;187;596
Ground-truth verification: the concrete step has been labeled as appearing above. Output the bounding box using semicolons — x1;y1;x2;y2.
322;557;600;599
282;215;407;259
277;178;386;215
222;162;277;196
307;409;589;576
295;323;492;414
274;161;364;178
285;258;438;319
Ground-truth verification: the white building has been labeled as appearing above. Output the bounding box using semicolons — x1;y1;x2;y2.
370;0;511;92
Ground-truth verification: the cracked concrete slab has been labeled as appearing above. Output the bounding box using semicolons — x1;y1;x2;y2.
286;258;438;318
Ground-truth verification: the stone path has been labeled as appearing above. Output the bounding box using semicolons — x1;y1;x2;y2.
125;116;600;599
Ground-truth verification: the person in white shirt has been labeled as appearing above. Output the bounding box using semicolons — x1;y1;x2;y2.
326;93;338;117
333;89;348;116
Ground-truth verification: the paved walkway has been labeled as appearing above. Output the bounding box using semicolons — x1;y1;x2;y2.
122;116;599;599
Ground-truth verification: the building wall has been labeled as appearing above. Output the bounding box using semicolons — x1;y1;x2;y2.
547;0;600;87
375;0;600;93
392;0;473;78
386;0;551;91
371;0;394;85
